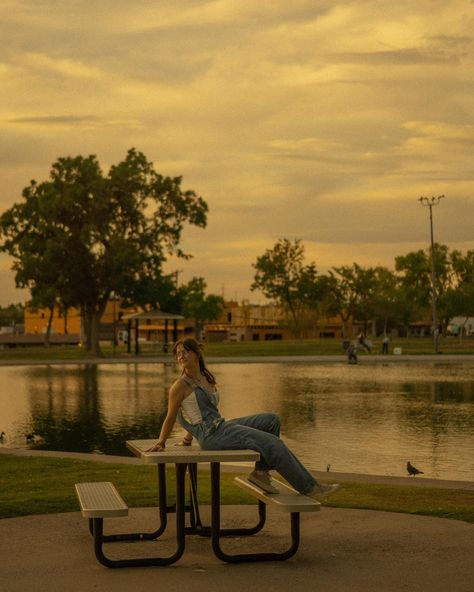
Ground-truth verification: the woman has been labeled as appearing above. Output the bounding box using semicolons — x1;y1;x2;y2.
147;338;339;499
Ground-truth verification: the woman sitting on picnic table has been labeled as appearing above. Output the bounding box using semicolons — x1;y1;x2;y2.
147;337;339;499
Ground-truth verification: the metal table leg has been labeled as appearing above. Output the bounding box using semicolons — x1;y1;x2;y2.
210;462;300;563
185;462;266;537
91;463;186;568
93;463;169;542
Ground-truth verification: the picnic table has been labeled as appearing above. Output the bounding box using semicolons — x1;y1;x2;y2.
75;438;320;567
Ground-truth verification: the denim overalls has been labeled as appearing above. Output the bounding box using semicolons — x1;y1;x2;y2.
177;378;316;495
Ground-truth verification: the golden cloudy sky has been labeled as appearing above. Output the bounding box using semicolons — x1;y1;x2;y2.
1;0;473;305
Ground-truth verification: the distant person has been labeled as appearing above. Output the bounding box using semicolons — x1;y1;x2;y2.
382;335;390;355
146;337;340;500
342;339;358;364
357;331;371;353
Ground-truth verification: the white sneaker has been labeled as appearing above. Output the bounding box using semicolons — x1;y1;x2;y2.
307;483;340;500
248;470;280;494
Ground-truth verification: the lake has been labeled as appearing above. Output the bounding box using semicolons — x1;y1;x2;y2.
1;361;473;481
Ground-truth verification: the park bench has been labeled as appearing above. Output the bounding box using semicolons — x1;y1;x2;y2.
221;476;320;562
75;481;131;567
75;481;128;519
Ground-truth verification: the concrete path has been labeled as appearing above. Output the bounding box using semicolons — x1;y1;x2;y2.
1;505;473;592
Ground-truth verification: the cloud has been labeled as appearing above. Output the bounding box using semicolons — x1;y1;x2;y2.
7;115;102;126
0;0;472;305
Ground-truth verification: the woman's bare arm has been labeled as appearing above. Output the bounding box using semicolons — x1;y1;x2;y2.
146;381;189;451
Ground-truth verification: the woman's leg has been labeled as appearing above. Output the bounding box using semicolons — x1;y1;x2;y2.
227;412;280;434
226;413;280;471
203;420;316;494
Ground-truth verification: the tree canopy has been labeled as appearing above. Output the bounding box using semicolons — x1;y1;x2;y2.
0;149;208;354
251;238;319;336
252;239;474;338
179;277;224;340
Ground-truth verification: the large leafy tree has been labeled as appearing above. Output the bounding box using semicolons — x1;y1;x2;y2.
251;238;318;336
395;244;452;332
0;149;208;355
179;277;224;340
328;264;372;337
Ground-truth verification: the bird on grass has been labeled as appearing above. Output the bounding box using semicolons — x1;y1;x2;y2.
0;431;6;442
326;463;331;472
407;461;424;476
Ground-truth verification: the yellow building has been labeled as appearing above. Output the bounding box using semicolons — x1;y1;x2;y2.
24;301;137;338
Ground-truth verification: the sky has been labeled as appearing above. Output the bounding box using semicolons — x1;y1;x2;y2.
1;0;473;306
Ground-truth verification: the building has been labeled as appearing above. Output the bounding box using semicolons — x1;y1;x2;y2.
23;298;352;345
205;301;289;342
204;301;348;341
24;301;136;341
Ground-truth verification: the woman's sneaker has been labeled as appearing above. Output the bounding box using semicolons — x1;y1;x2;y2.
307;483;340;500
248;470;280;494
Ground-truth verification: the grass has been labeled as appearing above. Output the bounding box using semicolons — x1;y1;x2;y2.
1;454;473;523
0;336;473;362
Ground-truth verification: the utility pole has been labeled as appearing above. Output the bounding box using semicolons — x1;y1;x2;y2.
174;269;183;290
419;195;445;353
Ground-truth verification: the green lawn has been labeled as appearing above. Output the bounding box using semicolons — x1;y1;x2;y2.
1;454;473;523
0;336;473;362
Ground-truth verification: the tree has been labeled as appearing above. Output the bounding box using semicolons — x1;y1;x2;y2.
369;266;401;335
251;239;318;337
0;149;208;355
395;244;452;333
0;303;24;328
179;277;224;340
441;249;474;338
328;264;374;337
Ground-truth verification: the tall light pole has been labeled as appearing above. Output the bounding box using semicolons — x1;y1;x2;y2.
419;195;445;353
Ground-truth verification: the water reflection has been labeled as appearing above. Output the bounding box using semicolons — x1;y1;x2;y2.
0;362;473;480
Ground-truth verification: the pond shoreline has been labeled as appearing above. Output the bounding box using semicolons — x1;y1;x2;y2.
0;353;474;367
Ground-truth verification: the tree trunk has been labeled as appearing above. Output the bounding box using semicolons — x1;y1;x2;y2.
194;322;203;342
83;309;104;356
90;312;103;356
44;305;54;347
63;307;69;334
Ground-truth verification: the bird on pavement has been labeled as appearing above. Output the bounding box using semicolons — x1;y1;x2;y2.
407;461;424;476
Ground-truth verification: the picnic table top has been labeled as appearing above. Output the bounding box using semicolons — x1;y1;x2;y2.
126;439;260;464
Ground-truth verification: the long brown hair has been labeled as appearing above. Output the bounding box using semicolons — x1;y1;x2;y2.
173;338;216;385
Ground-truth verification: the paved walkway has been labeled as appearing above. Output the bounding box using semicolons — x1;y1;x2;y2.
1;505;473;592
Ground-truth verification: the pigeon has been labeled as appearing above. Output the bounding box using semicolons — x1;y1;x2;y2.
326;463;331;472
407;461;424;476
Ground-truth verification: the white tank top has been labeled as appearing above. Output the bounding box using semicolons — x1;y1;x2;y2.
179;375;220;425
180;391;203;425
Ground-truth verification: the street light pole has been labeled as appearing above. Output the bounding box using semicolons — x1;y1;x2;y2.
419;195;445;353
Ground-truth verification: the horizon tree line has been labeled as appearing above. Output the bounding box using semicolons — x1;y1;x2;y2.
1;151;472;352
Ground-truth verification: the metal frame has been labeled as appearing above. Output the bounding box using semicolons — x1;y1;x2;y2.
88;463;187;568
210;462;301;563
84;461;268;567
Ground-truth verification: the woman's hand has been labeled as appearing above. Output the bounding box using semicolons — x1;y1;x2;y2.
175;438;193;447
146;441;166;452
